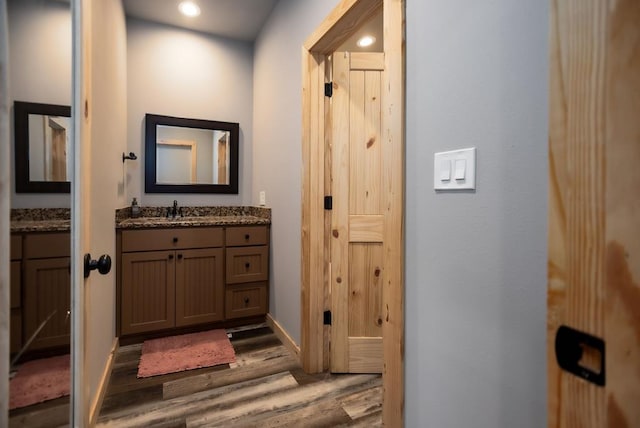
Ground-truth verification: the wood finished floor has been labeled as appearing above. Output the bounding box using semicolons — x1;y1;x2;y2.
9;324;382;427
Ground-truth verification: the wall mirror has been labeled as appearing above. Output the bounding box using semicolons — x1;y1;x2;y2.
145;113;239;194
14;101;72;193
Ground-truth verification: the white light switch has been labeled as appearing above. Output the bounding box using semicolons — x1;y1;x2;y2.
454;159;466;180
440;160;451;181
259;191;266;206
433;147;476;190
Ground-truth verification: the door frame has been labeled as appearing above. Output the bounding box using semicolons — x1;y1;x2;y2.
300;0;405;425
1;0;11;423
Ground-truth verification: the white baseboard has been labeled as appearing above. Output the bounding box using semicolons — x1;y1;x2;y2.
89;337;119;426
266;313;300;361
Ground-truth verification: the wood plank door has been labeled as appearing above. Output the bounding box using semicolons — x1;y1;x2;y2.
330;51;384;373
547;0;640;426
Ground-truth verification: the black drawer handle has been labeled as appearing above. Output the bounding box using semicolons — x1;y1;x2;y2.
168;254;174;260
244;297;250;306
245;234;250;240
173;237;179;243
245;262;250;269
177;254;183;260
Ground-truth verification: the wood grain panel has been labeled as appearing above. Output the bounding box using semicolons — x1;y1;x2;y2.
348;243;383;338
350;52;384;71
175;248;224;327
349;215;384;242
10;261;20;309
226;283;268;319
604;0;640;425
381;1;405;424
10;309;21;354
348;337;383;373
24;257;71;350
331;51;351;373
121;251;175;335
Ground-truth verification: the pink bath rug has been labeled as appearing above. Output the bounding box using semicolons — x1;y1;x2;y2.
10;354;70;410
137;329;236;378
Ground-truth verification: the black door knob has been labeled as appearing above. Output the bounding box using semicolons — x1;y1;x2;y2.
84;253;112;278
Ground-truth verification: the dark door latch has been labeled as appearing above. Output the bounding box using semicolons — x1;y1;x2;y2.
555;325;605;386
84;253;112;278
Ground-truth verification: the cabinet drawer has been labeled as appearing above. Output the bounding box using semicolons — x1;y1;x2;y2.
225;282;267;319
11;235;21;260
121;227;223;252
11;261;21;309
226;226;268;247
24;233;69;259
226;246;268;284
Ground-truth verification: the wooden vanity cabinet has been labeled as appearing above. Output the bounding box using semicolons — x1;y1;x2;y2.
120;228;224;335
225;226;269;319
23;233;71;351
10;235;22;354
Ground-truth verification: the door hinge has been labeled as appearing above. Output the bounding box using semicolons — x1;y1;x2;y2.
324;196;333;210
324;82;333;98
323;310;332;325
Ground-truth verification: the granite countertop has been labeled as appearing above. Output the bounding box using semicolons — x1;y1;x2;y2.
116;206;271;230
10;206;270;233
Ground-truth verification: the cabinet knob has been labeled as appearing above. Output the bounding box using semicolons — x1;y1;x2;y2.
168;254;174;260
244;297;250;306
177;254;183;260
245;234;250;240
245;262;250;270
173;237;179;243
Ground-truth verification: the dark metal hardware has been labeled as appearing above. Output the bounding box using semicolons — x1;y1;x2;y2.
245;262;250;269
168;254;174;260
122;152;137;162
244;297;250;306
555;325;605;386
84;253;112;278
245;234;250;240
177;254;183;260
324;82;333;98
323;310;332;325
324;196;333;210
173;237;178;243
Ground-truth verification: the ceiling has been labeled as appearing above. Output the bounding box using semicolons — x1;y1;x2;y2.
121;0;278;41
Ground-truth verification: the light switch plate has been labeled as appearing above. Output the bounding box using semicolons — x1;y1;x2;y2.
434;147;476;190
259;191;266;206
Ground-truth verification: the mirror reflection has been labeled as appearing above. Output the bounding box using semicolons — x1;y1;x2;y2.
145;113;239;194
14;101;71;193
156;125;231;185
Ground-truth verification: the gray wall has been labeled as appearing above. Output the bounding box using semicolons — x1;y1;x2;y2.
255;0;549;426
8;0;71;208
253;0;341;344
126;18;254;207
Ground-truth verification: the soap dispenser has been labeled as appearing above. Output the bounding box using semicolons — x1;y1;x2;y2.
131;197;140;218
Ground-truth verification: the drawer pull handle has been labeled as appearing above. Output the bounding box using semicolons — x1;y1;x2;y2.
245;262;250;269
244;297;250;305
245;234;250;240
168;254;174;260
173;237;179;243
177;254;183;260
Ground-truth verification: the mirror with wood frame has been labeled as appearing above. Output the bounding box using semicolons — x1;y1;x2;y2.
14;101;72;193
145;113;239;194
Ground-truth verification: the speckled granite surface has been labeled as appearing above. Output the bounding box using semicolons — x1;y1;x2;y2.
115;206;271;229
11;206;270;233
11;208;71;232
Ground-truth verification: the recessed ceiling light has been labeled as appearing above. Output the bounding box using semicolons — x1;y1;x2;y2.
178;1;201;17
356;35;376;48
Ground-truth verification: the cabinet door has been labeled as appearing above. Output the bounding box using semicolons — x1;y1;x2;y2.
226;246;269;284
24;257;71;350
121;250;175;335
175;248;224;327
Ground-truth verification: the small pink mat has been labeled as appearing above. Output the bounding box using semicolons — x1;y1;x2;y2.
137;329;236;378
10;354;70;410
